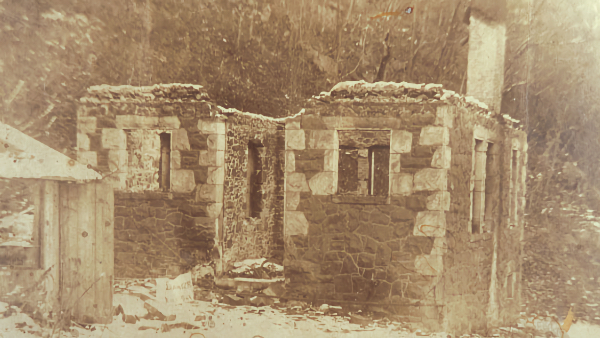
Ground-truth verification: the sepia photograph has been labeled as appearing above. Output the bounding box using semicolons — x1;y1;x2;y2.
0;0;598;337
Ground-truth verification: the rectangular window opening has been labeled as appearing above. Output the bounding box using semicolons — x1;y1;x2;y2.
471;139;487;234
336;130;391;202
510;150;519;226
483;143;497;230
247;141;263;218
159;133;171;192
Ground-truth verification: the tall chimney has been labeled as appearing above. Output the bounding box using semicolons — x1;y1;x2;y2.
466;1;507;113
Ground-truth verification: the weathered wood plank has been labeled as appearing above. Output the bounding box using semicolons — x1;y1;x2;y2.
58;182;72;312
76;183;96;323
94;182;114;323
65;183;82;318
29;181;41;268
41;181;60;310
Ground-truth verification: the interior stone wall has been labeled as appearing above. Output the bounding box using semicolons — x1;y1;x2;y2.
220;112;285;265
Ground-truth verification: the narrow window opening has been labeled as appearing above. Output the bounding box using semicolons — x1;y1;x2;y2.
484;143;497;230
159;133;171;192
247;141;263;218
510;150;519;226
471;139;487;234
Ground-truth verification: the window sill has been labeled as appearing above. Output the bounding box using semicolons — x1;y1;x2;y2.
115;191;192;200
332;195;390;205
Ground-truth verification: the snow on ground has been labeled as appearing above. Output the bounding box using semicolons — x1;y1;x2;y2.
1;296;599;337
566;321;600;337
77;300;432;338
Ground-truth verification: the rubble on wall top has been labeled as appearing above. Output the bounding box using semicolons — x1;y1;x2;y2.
80;83;210;103
311;80;523;129
216;106;305;124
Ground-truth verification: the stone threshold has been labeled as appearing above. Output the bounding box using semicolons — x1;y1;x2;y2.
215;277;284;291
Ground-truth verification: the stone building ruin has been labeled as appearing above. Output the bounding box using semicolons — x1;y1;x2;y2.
76;79;526;333
73;5;526;335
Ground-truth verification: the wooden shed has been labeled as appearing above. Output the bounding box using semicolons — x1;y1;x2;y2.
0;121;114;324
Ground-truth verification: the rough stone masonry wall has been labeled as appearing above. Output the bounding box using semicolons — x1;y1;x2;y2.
283;102;453;330
496;129;527;326
442;105;527;335
220;112;285;265
77;84;226;278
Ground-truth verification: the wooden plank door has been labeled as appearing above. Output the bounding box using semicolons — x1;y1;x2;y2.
59;181;114;324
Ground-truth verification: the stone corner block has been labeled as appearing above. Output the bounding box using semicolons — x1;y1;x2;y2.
415;254;443;276
198;120;226;134
286;192;300;211
172;129;191;151
286;173;310;192
323;150;339;172
196;184;224;203
105;172;128;191
159;116;181;129
390;173;413;196
115;115;159;129
77;151;97;167
286;151;296;172
207;166;225;185
286;130;305;150
108;150;129;172
171;150;181;169
206;203;223;218
199;150;224;166
414;211;446;237
414;169;448;191
101;129;127;150
391;130;412;154
77;133;90;151
308;130;338;149
285;120;301;130
431;146;451;169
285;211;309;236
431;237;448;255
207;134;226;151
434;105;454;128
390;154;401;173
78;116;97;134
308;172;337;195
426;191;451;211
419;126;449;146
171;169;195;193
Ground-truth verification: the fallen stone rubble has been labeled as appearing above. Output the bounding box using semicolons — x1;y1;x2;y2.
0;270;583;338
104;272;575;338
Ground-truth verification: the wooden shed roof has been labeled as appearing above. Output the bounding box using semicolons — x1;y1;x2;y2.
0;121;102;181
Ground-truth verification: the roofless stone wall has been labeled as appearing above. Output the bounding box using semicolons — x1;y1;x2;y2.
77;84;283;277
284;81;527;334
219;111;285;265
